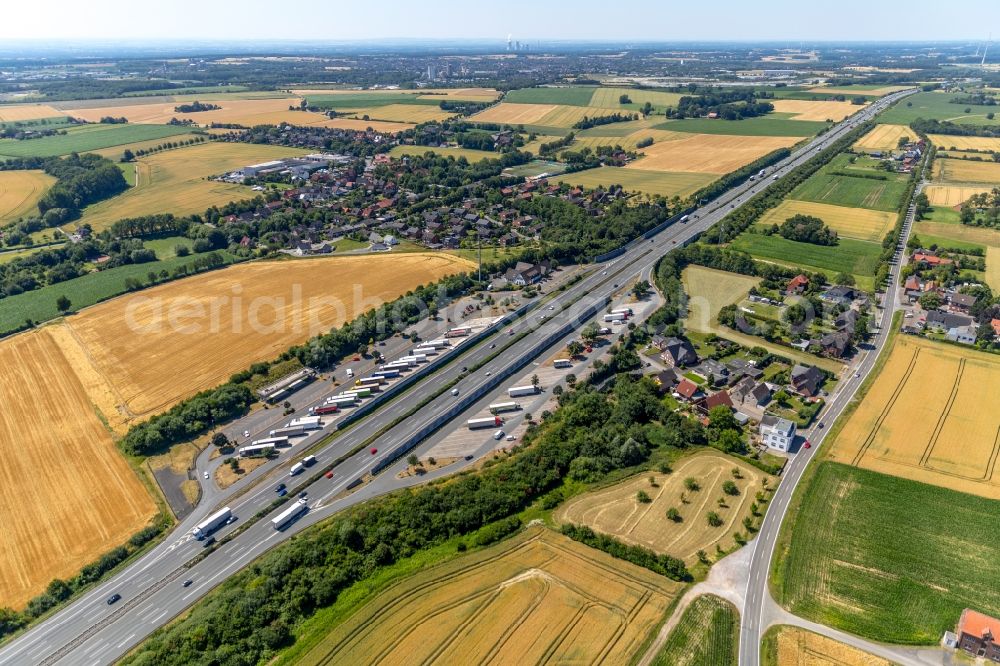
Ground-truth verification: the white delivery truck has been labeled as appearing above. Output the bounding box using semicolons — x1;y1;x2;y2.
468;416;503;430
553;359;572;369
508;385;539;398
191;507;232;540
289;462;305;476
488;401;520;413
271;499;308;530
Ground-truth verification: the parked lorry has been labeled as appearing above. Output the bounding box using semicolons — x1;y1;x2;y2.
468;416;503;429
488;401;520;413
553;359;572;369
372;368;400;379
251;436;289;448
603;313;626;322
412;346;439;356
310;404;339;416
343;387;371;398
270;425;306;438
288;416;322;429
326;396;359;408
271;498;308;530
445;327;471;338
508;385;539;398
611;307;633;316
191;507;232;540
239;443;274;457
425;339;451;349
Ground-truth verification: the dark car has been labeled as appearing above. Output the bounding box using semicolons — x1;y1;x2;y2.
275;483;286;493
298;491;308;499
182;579;193;588
107;593;121;605
277;488;288;497
203;537;216;547
803;441;811;449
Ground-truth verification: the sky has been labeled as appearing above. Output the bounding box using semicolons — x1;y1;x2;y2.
1;0;997;43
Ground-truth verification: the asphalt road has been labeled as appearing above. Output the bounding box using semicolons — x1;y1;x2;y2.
1;89;913;666
738;108;923;664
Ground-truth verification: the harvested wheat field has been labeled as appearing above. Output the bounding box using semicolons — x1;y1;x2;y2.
470;102;558;125
0;329;157;609
555;450;768;562
759;200;896;242
296;526;682;666
988;247;1000;293
65;97;300;126
928;135;1000;152
342;104;453;124
312;117;414;133
770;99;863;122
569;128;687;153
810;85;909;96
0;170;56;225
853;124;914;152
64;253;473;417
932;158;1000;185
0;104;67;122
535;104;621;128
78;141;311;231
924;184;994;207
829;335;1000;498
768;626;892;666
626;133;800;174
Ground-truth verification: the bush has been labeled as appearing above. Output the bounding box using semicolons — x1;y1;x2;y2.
636;490;652;503
666;507;682;522
722;480;740;496
707;511;723;527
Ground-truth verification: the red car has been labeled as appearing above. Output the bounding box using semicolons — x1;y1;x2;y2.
803;441;811;449
370;447;378;455
353;355;361;361
325;471;334;479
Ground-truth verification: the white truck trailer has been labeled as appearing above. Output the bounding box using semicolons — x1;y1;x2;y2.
289;462;305;476
488;401;521;413
468;416;503;429
191;507;232;540
251;436;290;448
271;499;308;530
238;443;275;457
508;385;539;398
288;416;322;430
326;396;360;408
270;425;306;438
553;359;573;368
603;312;626;322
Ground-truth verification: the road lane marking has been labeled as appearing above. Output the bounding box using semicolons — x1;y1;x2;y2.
148;610;168;625
116;633;136;649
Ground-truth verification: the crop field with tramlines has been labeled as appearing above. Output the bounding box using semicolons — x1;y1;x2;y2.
827;335;1000;498
293;526;682;666
651;595;738;666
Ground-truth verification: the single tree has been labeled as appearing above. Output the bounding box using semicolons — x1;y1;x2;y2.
722;480;740;496
636;490;651;503
407;454;419;467
666;507;682;522
707;511;723;527
55;295;71;313
684;477;700;492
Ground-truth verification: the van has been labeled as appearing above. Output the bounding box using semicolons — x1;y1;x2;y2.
493;430;505;440
346;368;354;378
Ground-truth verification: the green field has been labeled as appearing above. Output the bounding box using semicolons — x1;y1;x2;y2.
774;462;1000;644
729;232;880;289
141;235;195;259
561;166;715;198
767;88;880;101
790;157;909;212
910;232;986;254
651;595;738;666
504;86;599;106
0;250;237;336
877;91;1000;126
655;117;826;137
0;124;192;158
389;145;496;162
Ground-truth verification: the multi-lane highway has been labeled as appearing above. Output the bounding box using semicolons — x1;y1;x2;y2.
1;88;913;666
738;104;923;665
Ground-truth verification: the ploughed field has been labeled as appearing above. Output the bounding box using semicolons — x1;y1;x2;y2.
555;451;768;563
294;526;682;666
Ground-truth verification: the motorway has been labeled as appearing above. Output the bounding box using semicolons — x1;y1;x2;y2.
0;88;912;666
738;100;923;664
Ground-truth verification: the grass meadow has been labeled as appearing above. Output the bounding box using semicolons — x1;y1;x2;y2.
0;123;192;158
729;232;880;289
877;91;1000;126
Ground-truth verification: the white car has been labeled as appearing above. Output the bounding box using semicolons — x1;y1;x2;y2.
451;388;459;396
506;435;516;442
493;430;505;440
243;430;250;438
203;471;209;479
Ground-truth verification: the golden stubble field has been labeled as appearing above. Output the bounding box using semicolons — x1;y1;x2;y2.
0;329;157;608
64;253;474;417
770;626;892;665
78;141;312;231
0;104;67;122
470;102;559;125
932;157;1000;185
770;99;865;122
852;124;914;152
555;451;768;562
296;526;682;666
0;170;57;225
829;335;1000;498
928;135;1000;152
626;134;801;174
758;199;896;242
924;184;995;207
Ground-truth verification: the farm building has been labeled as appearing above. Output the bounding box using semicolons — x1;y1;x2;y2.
759;415;796;452
956;609;1000;660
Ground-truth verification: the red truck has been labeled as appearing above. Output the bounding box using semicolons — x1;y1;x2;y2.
310;404;340;416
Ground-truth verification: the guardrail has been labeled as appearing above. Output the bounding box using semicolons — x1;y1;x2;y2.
370;295;610;474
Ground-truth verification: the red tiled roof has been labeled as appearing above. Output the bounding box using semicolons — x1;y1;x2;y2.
676;379;699;399
913;253;953;266
960;608;1000;643
704;391;734;410
992;319;1000;337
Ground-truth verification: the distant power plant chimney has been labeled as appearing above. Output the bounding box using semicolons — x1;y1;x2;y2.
507;34;512;52
983;34;992;67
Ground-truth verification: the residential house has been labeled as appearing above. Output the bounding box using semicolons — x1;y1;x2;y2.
786;274;809;295
820;286;856;307
693;359;729;386
675;378;702;402
957;609;1000;660
759;415;796;452
701;390;734;413
948;293;977;314
992;319;1000;339
658;337;698;368
652;369;679;394
503;261;551;286
947;325;977;345
790;364;824;397
913;252;953;267
925;310;975;332
292;240;312;256
730;376;772;413
820;330;852;358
